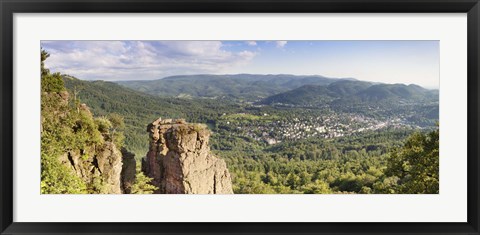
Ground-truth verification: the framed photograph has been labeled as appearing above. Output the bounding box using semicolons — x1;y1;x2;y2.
1;0;479;234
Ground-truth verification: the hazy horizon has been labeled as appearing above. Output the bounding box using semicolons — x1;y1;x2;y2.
64;73;439;90
42;40;440;89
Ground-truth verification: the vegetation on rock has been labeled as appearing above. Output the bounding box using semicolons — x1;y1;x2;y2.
41;50;157;194
42;48;439;194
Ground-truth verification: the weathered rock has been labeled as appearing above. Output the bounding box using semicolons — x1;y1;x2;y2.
96;142;123;193
59;90;69;104
43;91;126;194
59;141;123;194
143;118;233;194
121;148;136;194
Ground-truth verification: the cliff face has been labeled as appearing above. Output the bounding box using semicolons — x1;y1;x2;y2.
143;118;233;194
47;92;125;194
57;128;124;193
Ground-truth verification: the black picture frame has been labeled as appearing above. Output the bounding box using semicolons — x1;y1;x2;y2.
1;0;479;234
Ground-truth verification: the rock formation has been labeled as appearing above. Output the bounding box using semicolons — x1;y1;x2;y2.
59;141;123;194
143;118;233;194
121;148;137;194
50;93;124;194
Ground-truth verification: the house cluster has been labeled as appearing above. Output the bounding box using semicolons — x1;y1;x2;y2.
219;112;417;145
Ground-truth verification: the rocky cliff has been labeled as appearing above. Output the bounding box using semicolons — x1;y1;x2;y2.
44;91;127;194
55;103;124;194
121;148;137;194
60;142;123;194
143;118;233;194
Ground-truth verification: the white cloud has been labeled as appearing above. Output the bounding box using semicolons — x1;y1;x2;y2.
276;41;288;48
41;41;257;81
238;50;256;58
246;41;257;46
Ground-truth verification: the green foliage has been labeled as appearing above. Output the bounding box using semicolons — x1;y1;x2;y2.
62;76;243;157
53;55;439;195
41;50;64;93
192;123;207;132
301;180;332;194
384;128;439;194
95;116;112;135
130;170;158;194
372;176;400;194
40;153;87;194
73;108;104;149
56;73;440;194
109;113;125;130
88;175;110;194
41;84;94;193
261;85;335;106
41;50;124;194
81;153;89;161
42;72;65;93
41;49;50;77
117;74;334;101
214;127;436;194
108;113;126;148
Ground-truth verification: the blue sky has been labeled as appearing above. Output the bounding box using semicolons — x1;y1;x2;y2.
41;40;439;88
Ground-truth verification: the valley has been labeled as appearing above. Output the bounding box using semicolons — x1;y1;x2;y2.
39;40;440;195
61;73;439;194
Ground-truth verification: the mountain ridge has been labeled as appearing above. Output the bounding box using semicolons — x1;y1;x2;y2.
115;74;436;102
115;74;363;101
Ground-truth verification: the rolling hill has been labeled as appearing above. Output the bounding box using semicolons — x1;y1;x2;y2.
64;74;439;155
259;80;438;106
116;74;353;101
62;76;242;157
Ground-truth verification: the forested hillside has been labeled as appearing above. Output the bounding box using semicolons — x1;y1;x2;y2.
40;39;440;195
215;127;438;194
63;76;242;156
116;74;351;101
259;81;437;105
41;50;157;194
60;72;439;194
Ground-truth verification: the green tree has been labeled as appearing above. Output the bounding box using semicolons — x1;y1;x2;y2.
41;49;64;93
95;116;112;136
41;49;103;194
108;113;126;148
385;128;439;193
301;180;332;194
130;171;158;194
40;153;87;194
41;49;50;76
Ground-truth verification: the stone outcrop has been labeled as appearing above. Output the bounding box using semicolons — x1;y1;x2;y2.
59;141;123;194
42;90;125;194
121;148;137;194
143;118;233;194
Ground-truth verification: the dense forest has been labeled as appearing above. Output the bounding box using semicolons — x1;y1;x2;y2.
214;128;438;194
43;49;439;194
41;50;157;194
